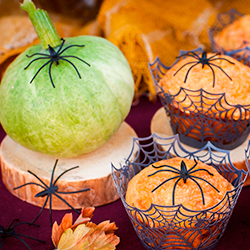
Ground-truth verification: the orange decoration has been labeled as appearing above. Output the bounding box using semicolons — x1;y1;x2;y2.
51;207;120;250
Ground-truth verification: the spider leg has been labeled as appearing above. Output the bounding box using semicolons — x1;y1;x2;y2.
173;62;197;77
58;44;85;55
24;57;50;70
189;51;202;59
183;62;200;83
206;53;220;60
11;233;45;243
0;240;4;249
209;62;233;81
53;166;79;186
27;170;49;188
53;193;80;214
31;195;49;224
26;53;50;58
29;60;51;84
49;193;53;227
55;38;66;54
191;176;220;193
10;235;33;250
50;159;59;187
148;169;180;177
206;63;216;87
151;176;180;193
189;168;213;176
7;219;19;229
61;55;91;67
56;187;90;194
48;61;55;88
209;57;235;65
13;182;45;190
60;58;82;79
172;177;182;205
186;160;198;173
189;177;205;205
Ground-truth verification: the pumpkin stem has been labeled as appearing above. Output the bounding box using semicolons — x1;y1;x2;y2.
21;0;61;50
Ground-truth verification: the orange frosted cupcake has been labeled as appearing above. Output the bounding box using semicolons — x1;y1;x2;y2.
126;157;234;211
159;52;250;111
213;14;250;52
157;52;250;149
125;157;235;249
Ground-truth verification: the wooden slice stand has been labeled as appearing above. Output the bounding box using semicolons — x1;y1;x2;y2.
151;107;250;186
0;122;137;210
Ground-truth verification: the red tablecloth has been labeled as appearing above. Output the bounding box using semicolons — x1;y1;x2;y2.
1;96;250;250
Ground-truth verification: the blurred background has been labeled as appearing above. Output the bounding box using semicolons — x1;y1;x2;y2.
0;0;250;101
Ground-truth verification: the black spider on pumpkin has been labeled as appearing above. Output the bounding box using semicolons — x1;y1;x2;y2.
14;159;90;226
0;219;45;249
174;51;235;87
24;38;90;88
148;159;220;205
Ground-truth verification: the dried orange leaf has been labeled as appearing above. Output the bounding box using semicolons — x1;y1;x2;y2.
94;221;118;234
87;230;120;250
72;207;95;229
57;224;91;250
52;213;73;247
52;207;119;250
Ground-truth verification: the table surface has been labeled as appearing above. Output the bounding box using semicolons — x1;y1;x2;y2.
1;96;250;250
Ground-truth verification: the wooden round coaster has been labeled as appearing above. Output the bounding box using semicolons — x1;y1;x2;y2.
151;107;250;186
0;122;137;210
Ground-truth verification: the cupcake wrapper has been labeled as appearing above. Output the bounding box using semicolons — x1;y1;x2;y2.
111;134;249;250
209;8;250;65
148;49;250;150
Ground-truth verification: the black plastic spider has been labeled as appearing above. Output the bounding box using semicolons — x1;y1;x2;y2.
14;159;90;226
174;51;234;87
0;219;45;249
148;159;220;205
24;38;91;88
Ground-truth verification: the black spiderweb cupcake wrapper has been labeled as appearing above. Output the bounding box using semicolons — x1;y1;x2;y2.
111;133;249;250
148;48;250;150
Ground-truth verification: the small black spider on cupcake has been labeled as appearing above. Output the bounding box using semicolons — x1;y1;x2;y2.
24;38;91;88
148;158;220;205
174;51;235;87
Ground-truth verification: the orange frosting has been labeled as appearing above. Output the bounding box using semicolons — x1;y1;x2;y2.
126;157;234;211
159;53;250;111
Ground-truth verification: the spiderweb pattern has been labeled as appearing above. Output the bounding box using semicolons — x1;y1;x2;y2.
245;140;250;173
209;9;250;66
148;52;250;150
111;134;248;250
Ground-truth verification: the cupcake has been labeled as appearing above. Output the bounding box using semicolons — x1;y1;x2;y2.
210;9;250;65
157;51;250;149
126;157;234;211
125;157;234;248
213;14;250;52
112;134;248;250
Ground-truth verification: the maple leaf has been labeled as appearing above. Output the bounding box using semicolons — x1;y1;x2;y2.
52;207;120;250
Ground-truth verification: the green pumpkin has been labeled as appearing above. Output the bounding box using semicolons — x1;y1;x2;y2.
0;10;134;158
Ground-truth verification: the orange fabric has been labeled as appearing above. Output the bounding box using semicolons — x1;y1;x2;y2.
97;0;217;100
